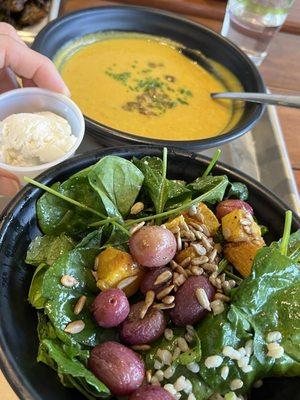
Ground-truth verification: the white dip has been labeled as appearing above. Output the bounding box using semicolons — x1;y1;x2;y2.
0;112;76;167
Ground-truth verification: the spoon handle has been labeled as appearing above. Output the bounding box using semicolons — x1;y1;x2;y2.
211;92;300;109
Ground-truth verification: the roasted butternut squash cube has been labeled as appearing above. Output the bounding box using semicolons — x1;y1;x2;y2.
221;209;261;243
183;203;219;237
223;239;265;277
96;247;144;297
198;202;220;236
175;246;197;264
165;215;185;232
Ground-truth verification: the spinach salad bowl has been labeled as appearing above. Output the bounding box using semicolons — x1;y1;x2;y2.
0;146;299;400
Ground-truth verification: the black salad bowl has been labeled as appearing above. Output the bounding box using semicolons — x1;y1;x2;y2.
0;146;299;400
32;6;265;150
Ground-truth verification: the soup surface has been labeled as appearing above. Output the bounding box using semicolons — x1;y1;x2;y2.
56;33;243;140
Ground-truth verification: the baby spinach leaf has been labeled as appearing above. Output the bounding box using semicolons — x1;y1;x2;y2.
26;234;75;266
37;176;106;236
133;156;191;214
28;263;49;309
76;228;103;250
196;245;300;397
186;175;229;204
40;339;110;398
226;181;249;201
271;229;300;262
88;156;144;218
42;248;117;347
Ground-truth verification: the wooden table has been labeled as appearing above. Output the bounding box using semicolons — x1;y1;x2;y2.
1;2;299;397
60;0;300;192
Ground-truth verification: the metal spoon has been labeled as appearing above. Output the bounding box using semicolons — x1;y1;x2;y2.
211;92;300;109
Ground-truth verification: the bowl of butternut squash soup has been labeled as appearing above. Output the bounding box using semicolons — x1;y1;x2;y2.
32;6;265;149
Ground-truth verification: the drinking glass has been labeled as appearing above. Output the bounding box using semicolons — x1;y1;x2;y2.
221;0;295;65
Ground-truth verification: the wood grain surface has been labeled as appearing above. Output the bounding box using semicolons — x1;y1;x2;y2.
1;3;299;397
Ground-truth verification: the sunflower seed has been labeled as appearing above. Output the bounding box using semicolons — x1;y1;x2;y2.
188;205;198;216
176;232;182;251
129;221;145;235
209;249;218;263
180;256;191;267
154;370;164;382
222;280;232;294
188;221;203;231
130;202;144;215
205;355;223;368
195;288;211;310
156;284;174;300
179;220;190;232
203;263;218;272
172;346;181;361
157;348;172;365
117;275;138;290
164;365;176;379
220;365;229;380
210;299;224;315
64;320;85;334
164;328;174;341
177;337;189;352
243;225;252;235
162;295;175;305
153;303;175;310
266;331;282;343
195;211;204;223
190;266;204;276
214;293;230;302
240;218;251;226
230;379;244;391
201;236;213;250
140;290;155;319
191;256;209;265
74;295;87;315
61;275;79;288
146;370;152;383
154;270;173;286
191;243;208;261
173;273;186;287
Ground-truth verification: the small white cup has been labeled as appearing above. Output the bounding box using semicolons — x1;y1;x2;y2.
0;88;85;183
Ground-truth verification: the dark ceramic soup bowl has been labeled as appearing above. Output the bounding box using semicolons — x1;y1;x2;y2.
32;6;265;149
0;146;299;400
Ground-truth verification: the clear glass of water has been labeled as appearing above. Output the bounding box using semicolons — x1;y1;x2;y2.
221;0;295;65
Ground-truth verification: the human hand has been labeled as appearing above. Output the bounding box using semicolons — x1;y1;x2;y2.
0;22;70;95
0;168;20;196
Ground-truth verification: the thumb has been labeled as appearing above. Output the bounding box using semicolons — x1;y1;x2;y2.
0;169;21;196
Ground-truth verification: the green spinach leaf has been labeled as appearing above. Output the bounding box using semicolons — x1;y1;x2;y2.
37;176;106;236
28;263;49;309
26;234;75;266
186;175;229;204
226;182;249;201
42;248;117;347
196;245;300;397
133;156;191;213
88;156;144;219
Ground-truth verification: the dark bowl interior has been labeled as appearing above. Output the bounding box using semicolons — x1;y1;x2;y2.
32;6;265;150
0;146;299;400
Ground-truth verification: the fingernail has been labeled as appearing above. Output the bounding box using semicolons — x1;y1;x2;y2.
0;177;20;196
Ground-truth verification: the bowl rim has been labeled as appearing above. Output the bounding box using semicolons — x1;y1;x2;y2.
0;145;300;400
32;5;266;148
0;87;85;172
